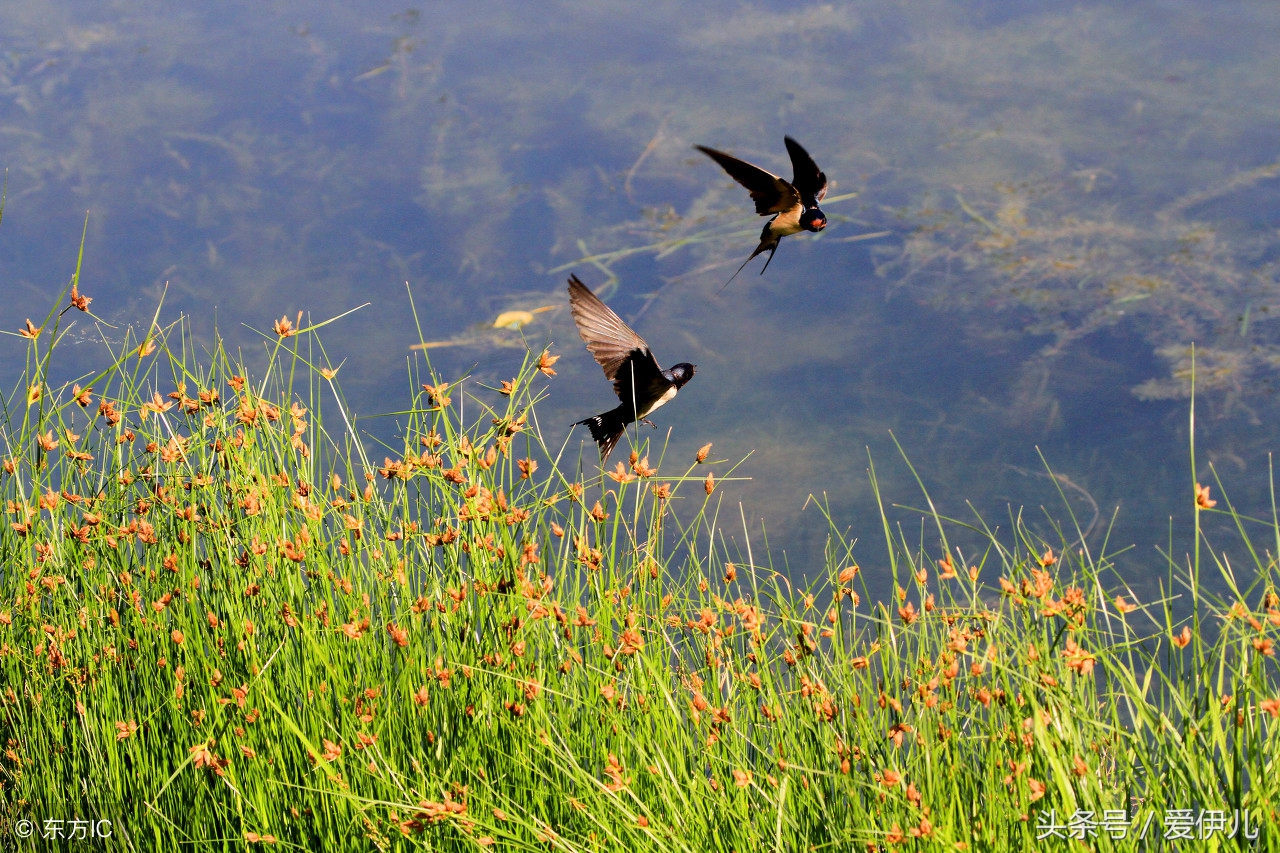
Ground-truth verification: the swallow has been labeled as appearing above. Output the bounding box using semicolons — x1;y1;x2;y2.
696;136;829;286
567;275;696;464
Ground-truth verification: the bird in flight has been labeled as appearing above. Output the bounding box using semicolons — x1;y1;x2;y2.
696;136;829;286
567;275;696;464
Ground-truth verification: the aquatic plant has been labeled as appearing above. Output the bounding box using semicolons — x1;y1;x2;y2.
1;250;1278;851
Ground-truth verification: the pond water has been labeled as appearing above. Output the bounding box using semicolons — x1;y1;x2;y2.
3;0;1279;602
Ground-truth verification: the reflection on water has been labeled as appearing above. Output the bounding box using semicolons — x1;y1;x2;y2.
2;1;1280;599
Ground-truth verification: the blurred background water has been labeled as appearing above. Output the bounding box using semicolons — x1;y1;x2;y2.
3;0;1279;602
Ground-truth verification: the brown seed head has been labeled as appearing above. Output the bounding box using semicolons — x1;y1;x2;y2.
70;284;92;312
608;462;635;484
1113;596;1137;614
422;383;451;407
537;351;559;377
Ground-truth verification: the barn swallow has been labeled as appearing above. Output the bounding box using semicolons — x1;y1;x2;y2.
567;275;696;464
696;136;829;286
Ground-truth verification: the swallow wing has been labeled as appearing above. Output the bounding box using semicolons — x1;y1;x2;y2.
610;349;673;410
568;276;664;395
784;137;828;207
696;145;800;216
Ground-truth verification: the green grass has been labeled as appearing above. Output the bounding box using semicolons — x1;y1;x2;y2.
1;246;1278;852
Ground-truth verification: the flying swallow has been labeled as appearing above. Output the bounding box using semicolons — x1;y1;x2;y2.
567;275;696;464
696;136;829;286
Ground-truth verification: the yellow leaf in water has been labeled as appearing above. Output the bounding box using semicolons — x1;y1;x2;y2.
492;310;535;330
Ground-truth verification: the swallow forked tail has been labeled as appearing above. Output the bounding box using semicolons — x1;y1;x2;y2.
575;411;627;464
720;242;778;291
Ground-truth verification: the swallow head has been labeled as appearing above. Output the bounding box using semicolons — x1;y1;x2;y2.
800;208;827;232
666;363;697;388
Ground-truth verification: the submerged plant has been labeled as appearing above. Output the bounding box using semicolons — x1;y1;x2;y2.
879;166;1280;425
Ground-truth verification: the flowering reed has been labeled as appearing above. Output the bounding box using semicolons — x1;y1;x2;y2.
0;258;1277;851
